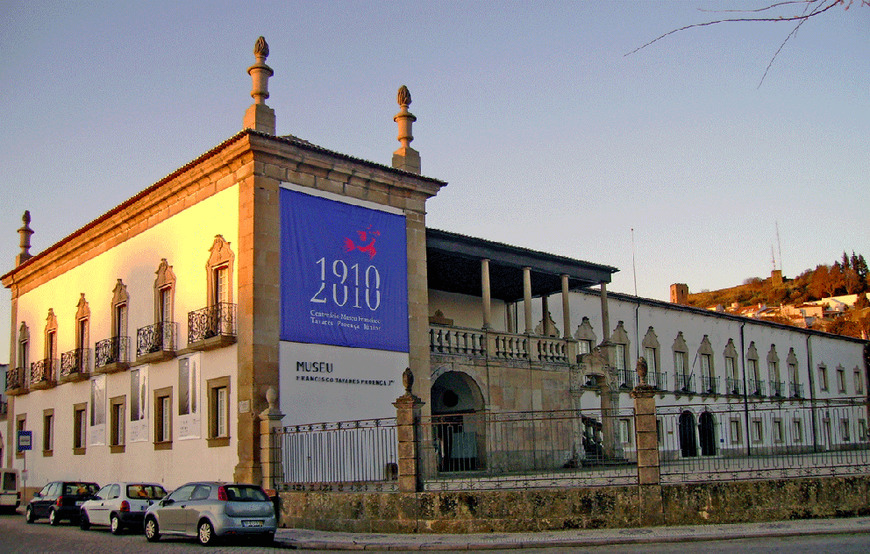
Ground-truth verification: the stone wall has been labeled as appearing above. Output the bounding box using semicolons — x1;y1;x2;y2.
278;475;870;533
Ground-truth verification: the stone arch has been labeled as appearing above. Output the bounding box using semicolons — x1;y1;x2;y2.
431;371;486;471
678;410;698;458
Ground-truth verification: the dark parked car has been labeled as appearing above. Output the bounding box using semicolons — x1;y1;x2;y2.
143;482;276;545
25;481;99;525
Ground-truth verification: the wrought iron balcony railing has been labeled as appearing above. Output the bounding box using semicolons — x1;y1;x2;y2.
95;336;131;368
789;381;804;398
769;380;784;398
5;366;26;393
701;375;720;395
60;348;91;380
725;376;743;396
188;302;237;344
137;322;177;358
649;371;667;391
617;368;635;389
675;373;695;394
748;379;766;396
30;358;58;389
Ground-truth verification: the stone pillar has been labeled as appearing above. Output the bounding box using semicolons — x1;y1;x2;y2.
259;387;285;490
481;259;492;330
16;211;33;266
523;267;533;334
243;37;276;134
630;384;663;525
541;296;550;335
561;274;571;339
392;86;421;174
599;282;611;342
394;369;425;492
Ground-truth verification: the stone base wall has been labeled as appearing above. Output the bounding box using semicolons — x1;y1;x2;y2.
278;475;870;533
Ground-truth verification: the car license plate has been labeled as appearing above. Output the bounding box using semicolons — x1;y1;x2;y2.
242;520;263;528
75;501;84;506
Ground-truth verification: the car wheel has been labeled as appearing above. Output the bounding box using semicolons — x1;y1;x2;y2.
24;506;34;524
197;519;216;546
48;508;60;526
144;517;160;542
110;514;123;535
80;511;90;530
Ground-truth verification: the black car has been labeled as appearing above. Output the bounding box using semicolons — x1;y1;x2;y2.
25;481;99;525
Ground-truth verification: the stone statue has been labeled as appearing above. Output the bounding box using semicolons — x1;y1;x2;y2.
636;356;648;387
402;367;414;395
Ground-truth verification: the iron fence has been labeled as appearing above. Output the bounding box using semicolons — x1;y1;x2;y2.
418;408;637;491
276;418;399;492
657;398;870;484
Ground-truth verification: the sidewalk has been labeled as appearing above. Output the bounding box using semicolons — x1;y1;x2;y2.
274;516;870;550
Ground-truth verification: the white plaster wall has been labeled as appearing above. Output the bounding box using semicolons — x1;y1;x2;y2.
428;290;508;332
10;185;239;489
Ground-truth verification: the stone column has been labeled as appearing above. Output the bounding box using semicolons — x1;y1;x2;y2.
561;274;571;339
481;259;492;330
259;387;285;490
394;369;425;492
599;282;611;342
630;384;663;525
541;295;550;335
523;267;533;334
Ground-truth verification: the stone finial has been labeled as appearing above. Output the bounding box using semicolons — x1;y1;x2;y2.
243;36;276;134
266;386;278;410
402;367;414;395
392;85;421;174
636;356;649;387
16;210;34;266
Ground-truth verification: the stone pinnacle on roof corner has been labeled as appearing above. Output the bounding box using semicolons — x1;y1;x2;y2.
392;85;421;175
243;36;276;135
16;210;34;267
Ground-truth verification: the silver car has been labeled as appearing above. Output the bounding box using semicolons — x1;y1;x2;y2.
80;482;166;534
143;482;276;546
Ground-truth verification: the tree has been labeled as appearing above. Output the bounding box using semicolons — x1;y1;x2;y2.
628;1;869;87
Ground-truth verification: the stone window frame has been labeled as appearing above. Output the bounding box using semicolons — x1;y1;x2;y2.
697;335;715;382
786;348;799;388
44;308;58;364
792;418;804;443
854;367;864;395
610;321;630;372
206;235;235;307
111;279;129;339
772;418;784;444
154;386;173;450
15;414;26;459
672;332;689;388
573;317;597;355
618;418;633;446
73;403;87;455
818;363;829;392
746;342;761;391
75;294;90;352
836;365;847;394
723;338;739;385
641;327;660;376
750;418;763;444
154;259;176;325
767;345;781;396
17;322;30;374
729;418;742;444
42;408;54;456
841;418;851;442
207;376;231;448
110;395;126;453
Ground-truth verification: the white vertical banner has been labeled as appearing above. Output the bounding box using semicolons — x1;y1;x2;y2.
129;367;149;442
89;374;106;446
177;354;201;439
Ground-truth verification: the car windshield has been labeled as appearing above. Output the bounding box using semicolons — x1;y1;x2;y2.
224;485;268;502
127;484;167;500
65;483;98;496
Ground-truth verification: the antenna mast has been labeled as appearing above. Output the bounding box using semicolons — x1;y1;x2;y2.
775;221;783;272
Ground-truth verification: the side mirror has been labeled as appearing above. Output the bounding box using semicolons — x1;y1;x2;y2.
161;498;174;506
32;492;42;499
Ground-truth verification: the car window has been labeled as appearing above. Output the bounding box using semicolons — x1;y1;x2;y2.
127;484;166;500
190;485;211;501
65;483;97;496
96;484;113;499
167;484;196;502
108;484;120;499
224;485;268;502
38;483;54;497
2;472;16;490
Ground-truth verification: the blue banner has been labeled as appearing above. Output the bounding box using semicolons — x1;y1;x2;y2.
280;189;409;352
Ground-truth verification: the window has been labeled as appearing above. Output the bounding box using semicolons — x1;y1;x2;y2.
17;322;29;374
767;345;780;395
610;321;630;373
751;419;763;443
772;418;783;443
855;369;864;395
42;409;54;455
793;419;803;442
207;376;231;447
154;258;176;327
207;235;235;306
836;367;847;393
154;387;172;449
673;332;689;390
644;347;657;373
44;308;58;364
729;419;742;444
725;357;736;382
15;415;26;459
619;419;632;445
859;419;867;441
656;418;663;445
75;294;90;370
112;279;129;338
642;327;661;381
110;396;125;453
819;364;829;391
578;340;592;355
841;418;851;442
73;403;87;454
614;344;626;371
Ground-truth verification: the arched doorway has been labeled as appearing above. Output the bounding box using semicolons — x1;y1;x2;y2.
699;411;717;456
431;371;485;471
678;411;698;458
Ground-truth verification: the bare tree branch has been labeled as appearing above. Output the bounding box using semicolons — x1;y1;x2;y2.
625;0;841;58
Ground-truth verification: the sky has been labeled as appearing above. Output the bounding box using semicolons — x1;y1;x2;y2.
0;1;868;362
